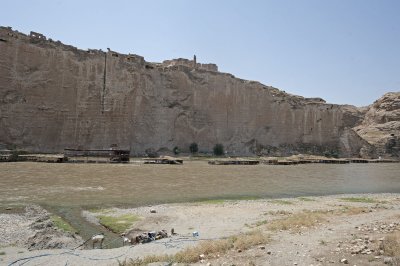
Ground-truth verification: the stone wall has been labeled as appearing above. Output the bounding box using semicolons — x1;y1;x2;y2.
162;58;218;72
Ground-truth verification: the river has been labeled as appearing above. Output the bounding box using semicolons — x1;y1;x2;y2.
1;161;399;248
1;161;399;208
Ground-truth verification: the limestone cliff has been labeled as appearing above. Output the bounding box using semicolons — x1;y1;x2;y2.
354;92;400;157
0;27;391;157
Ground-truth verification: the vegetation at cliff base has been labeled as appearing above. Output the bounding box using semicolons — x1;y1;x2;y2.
173;146;180;155
213;144;224;156
189;142;198;154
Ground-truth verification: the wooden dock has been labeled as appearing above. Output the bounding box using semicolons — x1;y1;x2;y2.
349;158;369;163
262;158;350;165
144;156;183;165
262;159;279;165
64;148;130;163
208;160;260;165
368;159;399;163
318;159;350;164
275;160;299;165
205;156;398;166
350;158;399;163
65;157;122;163
0;154;12;162
18;154;66;163
0;149;13;162
262;159;318;165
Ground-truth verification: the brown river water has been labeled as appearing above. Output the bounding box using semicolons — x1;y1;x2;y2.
1;161;400;208
1;161;399;248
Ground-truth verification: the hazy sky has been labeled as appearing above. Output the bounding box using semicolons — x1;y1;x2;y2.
2;0;399;106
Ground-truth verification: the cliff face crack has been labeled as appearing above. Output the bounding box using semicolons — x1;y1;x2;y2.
101;52;107;114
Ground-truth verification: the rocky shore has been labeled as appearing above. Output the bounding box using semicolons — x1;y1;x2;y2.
1;193;400;265
0;205;82;251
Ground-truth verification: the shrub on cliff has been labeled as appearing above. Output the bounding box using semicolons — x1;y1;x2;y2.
213;144;224;156
173;146;180;155
189;143;198;154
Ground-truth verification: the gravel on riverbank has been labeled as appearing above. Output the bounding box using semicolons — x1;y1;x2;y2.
0;205;82;251
1;193;400;265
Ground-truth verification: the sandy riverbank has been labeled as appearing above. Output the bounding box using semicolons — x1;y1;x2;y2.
1;193;400;265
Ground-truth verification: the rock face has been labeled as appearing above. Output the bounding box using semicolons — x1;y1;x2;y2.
0;26;396;157
354;92;400;157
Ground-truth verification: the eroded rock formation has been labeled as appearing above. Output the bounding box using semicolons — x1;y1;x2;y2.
354;92;400;157
0;27;397;157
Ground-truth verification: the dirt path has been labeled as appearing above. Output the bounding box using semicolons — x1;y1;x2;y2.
1;193;399;265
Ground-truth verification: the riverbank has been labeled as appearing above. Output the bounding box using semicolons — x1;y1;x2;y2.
2;153;399;164
1;193;400;265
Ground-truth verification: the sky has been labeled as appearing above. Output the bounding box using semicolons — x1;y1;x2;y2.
2;0;399;106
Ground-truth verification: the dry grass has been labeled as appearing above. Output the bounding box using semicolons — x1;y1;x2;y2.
233;230;269;250
174;230;268;263
120;230;269;265
260;206;369;233
118;255;171;266
266;210;326;232
313;206;369;216
255;220;268;226
339;206;369;215
382;231;400;258
174;238;233;263
265;210;292;215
